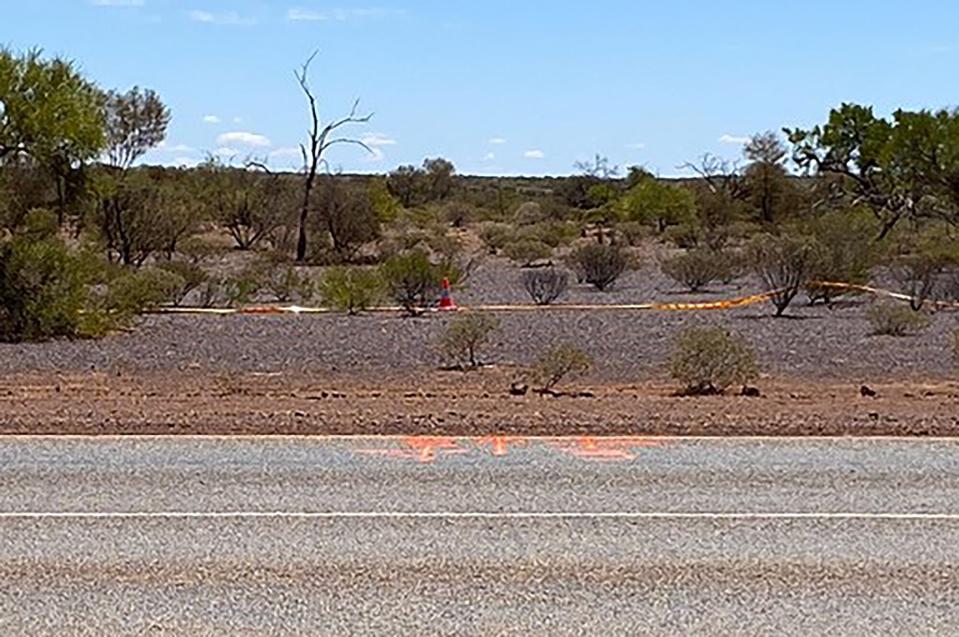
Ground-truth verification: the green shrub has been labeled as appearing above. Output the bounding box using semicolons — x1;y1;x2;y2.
532;344;593;392
568;243;630;291
319;266;383;315
670;327;758;395
157;261;208;306
519;221;580;248
747;233;819;316
0;235;96;342
867;303;930;336
804;209;879;304
504;239;552;267
104;267;184;317
379;250;445;315
438;311;500;368
660;249;728;292
521;268;570;305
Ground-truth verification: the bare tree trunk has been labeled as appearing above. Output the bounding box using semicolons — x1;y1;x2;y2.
293;52;373;263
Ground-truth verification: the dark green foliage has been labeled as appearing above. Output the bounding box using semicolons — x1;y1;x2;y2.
0;234;94;342
101;267;184;317
379;250;446;315
670;327;758;395
568;243;630;291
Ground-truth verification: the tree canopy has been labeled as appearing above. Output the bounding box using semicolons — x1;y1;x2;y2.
786;103;959;238
0;48;105;166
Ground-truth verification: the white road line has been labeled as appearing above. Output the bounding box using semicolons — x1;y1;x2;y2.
1;511;958;521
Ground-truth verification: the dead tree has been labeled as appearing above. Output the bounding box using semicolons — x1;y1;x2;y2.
293;52;373;262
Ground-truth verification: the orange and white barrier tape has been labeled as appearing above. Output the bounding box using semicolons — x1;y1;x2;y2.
147;282;957;316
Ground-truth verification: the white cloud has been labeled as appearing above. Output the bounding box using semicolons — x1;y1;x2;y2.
524;149;545;159
202;115;221;124
232;116;243;124
488;137;507;145
91;0;145;6
366;147;386;162
269;147;302;158
360;132;397;147
173;156;200;168
287;7;405;22
166;143;195;153
483;152;496;161
189;10;256;25
626;142;646;150
216;131;271;147
214;147;238;157
719;134;750;145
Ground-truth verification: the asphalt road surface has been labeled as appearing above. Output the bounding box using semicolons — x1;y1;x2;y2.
1;435;958;636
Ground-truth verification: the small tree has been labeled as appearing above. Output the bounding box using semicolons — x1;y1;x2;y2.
439;312;499;369
804;208;878;304
532;344;593;393
379;250;444;315
568;243;630;291
747;233;818;316
319;266;383;315
521;268;569;305
670;327;758;395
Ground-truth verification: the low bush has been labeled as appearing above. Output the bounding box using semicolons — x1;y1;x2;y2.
747;233;819;317
867;303;930;336
0;234;98;342
504;239;552;267
157;261;208;306
379;250;445;315
670;327;758;395
262;264;315;303
521;268;570;305
319;266;383;315
660;249;729;292
438;311;500;369
104;267;184;318
519;221;581;248
514;201;547;225
479;222;514;254
568;243;630;291
532;344;593;392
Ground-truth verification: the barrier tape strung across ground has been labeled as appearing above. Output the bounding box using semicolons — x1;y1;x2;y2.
148;280;959;316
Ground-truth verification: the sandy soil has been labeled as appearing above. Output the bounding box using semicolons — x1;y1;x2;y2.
2;368;957;436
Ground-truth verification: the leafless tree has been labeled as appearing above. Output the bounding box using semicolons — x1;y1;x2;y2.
680;154;747;201
293;52;373;262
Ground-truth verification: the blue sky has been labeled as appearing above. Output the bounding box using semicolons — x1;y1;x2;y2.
5;1;959;176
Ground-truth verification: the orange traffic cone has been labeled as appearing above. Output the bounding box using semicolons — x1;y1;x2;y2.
438;277;458;311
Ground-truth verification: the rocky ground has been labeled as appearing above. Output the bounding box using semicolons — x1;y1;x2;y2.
1;260;957;436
